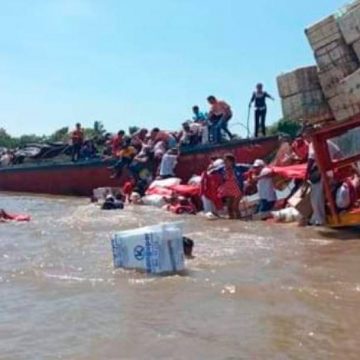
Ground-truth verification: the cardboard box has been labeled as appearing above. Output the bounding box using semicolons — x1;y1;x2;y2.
111;223;185;274
306;15;343;51
318;61;359;98
328;91;360;122
352;38;360;60
288;186;313;220
314;38;358;72
339;68;360;103
277;66;320;98
281;89;333;124
338;3;360;44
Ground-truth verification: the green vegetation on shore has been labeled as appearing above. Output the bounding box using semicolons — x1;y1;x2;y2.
0;119;300;149
0;121;107;148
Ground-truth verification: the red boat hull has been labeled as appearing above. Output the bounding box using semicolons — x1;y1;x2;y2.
0;136;279;196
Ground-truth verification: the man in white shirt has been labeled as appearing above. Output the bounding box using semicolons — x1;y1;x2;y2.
305;125;342;226
0;151;12;167
253;159;277;213
159;149;178;179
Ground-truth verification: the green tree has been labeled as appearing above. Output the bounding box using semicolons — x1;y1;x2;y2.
48;127;69;142
18;134;46;147
0;128;19;148
129;126;139;135
93;121;106;137
84;121;107;140
268;118;302;139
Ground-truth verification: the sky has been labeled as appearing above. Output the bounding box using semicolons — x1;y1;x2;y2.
0;0;347;137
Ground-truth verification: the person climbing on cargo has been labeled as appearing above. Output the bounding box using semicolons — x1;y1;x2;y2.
159;148;179;179
110;130;125;157
150;128;177;150
192;106;210;144
192;106;207;124
249;83;274;138
207;96;234;143
108;137;137;179
130;128;148;151
179;122;199;147
70;123;85;162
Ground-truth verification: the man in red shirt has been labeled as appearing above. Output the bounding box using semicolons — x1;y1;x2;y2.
110;130;125;157
207;95;233;143
70;123;84;162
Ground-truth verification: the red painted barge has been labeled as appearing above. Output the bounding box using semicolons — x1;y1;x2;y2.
0;136;280;196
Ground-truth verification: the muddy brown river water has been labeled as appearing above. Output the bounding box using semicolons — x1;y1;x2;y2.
1;193;360;360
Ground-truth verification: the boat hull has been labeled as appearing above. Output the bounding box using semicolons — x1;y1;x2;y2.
0;136;279;196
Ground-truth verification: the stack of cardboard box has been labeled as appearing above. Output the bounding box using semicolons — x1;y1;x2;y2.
277;67;332;124
278;0;360;124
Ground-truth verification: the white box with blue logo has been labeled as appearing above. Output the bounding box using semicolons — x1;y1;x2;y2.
111;223;185;274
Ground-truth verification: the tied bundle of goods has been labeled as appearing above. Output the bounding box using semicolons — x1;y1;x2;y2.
277;1;360;125
111;222;185;275
305;11;360;122
277;66;333;124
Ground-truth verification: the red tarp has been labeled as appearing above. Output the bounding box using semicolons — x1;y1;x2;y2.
270;164;307;180
146;187;173;196
146;184;200;198
167;184;201;197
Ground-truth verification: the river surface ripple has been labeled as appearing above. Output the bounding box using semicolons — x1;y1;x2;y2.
1;194;360;360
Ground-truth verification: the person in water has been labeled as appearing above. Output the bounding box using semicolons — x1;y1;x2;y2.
207;96;233;143
182;236;194;258
219;154;243;219
70;123;85;162
101;193;125;210
252;159;277;214
249;83;274;138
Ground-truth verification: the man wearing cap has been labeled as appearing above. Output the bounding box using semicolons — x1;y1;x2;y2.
253;159;277;213
200;158;224;217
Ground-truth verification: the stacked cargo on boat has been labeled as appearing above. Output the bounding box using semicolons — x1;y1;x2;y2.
277;0;360;124
277;66;332;124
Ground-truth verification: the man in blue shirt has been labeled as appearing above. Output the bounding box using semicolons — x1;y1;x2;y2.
192;106;207;123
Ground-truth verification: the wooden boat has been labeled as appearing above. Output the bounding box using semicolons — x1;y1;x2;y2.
0;136;280;196
310;116;360;227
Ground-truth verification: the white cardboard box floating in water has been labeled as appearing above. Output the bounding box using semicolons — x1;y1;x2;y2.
111;223;185;274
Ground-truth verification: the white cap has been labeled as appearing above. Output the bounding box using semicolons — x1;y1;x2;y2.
209;159;225;172
253;159;265;168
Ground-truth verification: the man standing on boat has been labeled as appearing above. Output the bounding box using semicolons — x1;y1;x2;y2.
110;130;125;157
207;96;233;143
249;83;274;138
70;123;84;162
